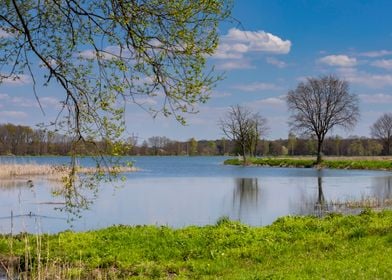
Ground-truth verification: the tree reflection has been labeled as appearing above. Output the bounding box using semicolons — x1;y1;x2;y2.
297;174;392;217
296;172;330;217
0;180;32;189
313;176;329;217
370;176;392;206
232;178;259;220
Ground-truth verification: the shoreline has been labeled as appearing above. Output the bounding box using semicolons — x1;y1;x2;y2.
224;156;392;171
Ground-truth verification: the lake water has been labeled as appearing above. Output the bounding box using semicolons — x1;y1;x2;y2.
0;156;391;233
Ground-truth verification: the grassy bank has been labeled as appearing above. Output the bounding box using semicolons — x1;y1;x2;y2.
0;210;391;279
224;156;392;171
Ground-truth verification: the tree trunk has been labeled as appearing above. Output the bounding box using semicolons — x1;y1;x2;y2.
242;144;247;165
316;139;323;164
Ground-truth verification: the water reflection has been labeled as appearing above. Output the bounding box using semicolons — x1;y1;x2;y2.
232;178;260;220
295;175;330;217
313;176;328;216
0;179;32;189
1;156;392;233
296;173;392;217
372;176;392;203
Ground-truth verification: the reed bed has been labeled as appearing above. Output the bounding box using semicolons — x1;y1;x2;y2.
331;197;392;209
0;164;138;180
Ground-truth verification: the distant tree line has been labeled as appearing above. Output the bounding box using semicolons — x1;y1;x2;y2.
0;123;389;157
0;124;71;155
0;123;131;156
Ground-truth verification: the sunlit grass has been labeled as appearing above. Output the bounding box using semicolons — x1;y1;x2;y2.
0;210;391;279
225;156;392;170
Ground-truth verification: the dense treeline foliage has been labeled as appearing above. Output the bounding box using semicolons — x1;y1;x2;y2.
0;123;131;156
0;123;70;155
0;123;389;157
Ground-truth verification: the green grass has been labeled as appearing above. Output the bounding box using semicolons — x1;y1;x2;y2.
1;210;392;278
224;157;392;170
322;159;392;170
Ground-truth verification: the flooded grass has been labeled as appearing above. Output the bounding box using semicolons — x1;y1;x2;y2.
0;210;391;279
331;197;392;209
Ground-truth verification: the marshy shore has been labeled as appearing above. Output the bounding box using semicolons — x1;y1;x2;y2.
0;163;138;180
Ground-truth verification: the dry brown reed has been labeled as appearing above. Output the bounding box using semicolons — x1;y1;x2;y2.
0;164;137;180
331;197;392;209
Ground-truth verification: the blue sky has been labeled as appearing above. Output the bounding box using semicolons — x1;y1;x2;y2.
1;0;392;142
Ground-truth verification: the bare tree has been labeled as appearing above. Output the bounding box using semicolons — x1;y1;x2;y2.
148;136;172;155
219;105;268;163
287;75;359;164
371;113;392;155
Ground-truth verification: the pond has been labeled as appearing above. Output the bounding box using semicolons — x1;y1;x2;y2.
0;156;391;233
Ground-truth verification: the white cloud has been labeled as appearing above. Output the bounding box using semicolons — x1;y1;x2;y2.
359;93;392;104
359;50;392;58
133;97;158;106
255;97;286;106
319;55;357;67
0;93;9;100
212;43;248;59
266;57;287;68
10;97;36;108
296;76;310;83
78;49;96;59
209;91;232;98
225;28;291;54
338;67;392;88
0;111;28;119
40;97;61;107
0;74;31;86
371;59;392;70
78;45;134;61
216;60;254;70
0;28;14;38
78;48;115;60
245;96;286;108
233;82;281;92
0;93;60;109
212;28;291;60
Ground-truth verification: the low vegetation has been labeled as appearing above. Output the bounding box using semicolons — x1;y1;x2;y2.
0;164;137;180
0;210;391;279
224;156;392;171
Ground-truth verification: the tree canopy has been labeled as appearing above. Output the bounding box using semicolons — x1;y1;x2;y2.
0;0;231;148
370;112;392;155
287;75;359;163
219;105;268;163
